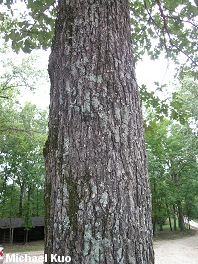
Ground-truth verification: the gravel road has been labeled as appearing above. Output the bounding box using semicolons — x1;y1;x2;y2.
154;221;198;264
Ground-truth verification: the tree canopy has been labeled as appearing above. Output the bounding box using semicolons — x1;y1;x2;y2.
0;0;197;78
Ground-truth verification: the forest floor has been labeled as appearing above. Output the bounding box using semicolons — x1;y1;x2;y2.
3;221;198;263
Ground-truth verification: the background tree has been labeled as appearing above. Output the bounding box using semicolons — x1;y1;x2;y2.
145;117;170;234
0;101;47;218
0;43;48;220
145;91;198;233
165;123;198;230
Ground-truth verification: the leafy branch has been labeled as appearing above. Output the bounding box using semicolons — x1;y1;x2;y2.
156;0;198;67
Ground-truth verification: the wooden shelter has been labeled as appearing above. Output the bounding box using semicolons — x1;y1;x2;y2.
0;217;44;243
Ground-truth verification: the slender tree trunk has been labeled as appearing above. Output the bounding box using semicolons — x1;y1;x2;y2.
10;228;14;245
173;204;177;231
35;188;38;216
168;217;172;231
166;204;172;231
19;184;24;217
44;0;154;263
159;221;163;231
24;230;28;244
178;201;185;231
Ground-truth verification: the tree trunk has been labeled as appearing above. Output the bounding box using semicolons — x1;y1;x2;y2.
168;217;172;231
173;204;177;231
9;226;13;245
178;201;185;231
166;204;172;231
19;184;24;217
24;230;28;244
44;0;154;263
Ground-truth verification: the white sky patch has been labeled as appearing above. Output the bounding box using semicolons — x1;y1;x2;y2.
136;54;175;92
17;49;50;109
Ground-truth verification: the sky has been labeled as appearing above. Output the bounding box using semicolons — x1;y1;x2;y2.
136;55;175;90
19;49;50;109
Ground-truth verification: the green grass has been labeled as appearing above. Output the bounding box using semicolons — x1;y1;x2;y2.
1;240;44;253
153;220;197;241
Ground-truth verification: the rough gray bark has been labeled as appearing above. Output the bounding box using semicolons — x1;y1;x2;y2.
44;0;154;263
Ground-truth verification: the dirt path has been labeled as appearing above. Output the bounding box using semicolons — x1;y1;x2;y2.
154;221;198;264
4;221;198;263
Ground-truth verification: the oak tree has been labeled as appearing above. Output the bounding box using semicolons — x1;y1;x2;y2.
2;0;197;263
42;1;154;263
